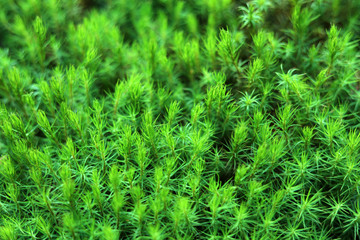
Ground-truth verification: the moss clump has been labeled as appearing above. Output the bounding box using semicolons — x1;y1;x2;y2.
1;0;360;239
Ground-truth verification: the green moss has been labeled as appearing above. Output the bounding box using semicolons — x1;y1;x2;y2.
1;0;360;239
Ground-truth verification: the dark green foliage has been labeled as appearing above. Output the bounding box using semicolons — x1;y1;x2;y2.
1;0;360;239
